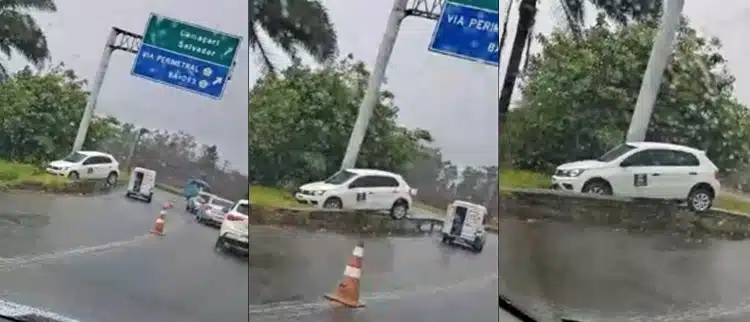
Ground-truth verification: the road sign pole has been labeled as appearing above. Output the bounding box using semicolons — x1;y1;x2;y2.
72;28;118;153
340;0;409;170
625;0;684;142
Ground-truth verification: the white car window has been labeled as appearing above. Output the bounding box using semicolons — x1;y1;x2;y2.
62;152;87;163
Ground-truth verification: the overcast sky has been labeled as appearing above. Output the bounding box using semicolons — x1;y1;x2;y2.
14;0;250;172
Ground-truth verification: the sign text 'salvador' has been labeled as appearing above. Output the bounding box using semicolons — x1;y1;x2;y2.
131;14;242;99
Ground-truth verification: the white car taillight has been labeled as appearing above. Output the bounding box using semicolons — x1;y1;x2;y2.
226;214;245;221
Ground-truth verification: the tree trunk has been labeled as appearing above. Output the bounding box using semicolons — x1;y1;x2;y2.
498;0;537;143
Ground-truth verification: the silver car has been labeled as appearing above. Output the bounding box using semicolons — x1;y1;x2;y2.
186;191;213;214
196;195;234;225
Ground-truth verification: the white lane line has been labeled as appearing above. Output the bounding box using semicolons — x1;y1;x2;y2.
249;273;498;316
0;234;154;270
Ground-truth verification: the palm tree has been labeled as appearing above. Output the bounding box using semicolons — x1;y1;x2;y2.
0;0;57;80
249;0;339;74
558;0;663;39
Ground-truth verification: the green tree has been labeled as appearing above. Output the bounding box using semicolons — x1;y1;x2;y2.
249;54;432;188
0;0;58;80
197;144;220;171
249;0;338;73
0;63;118;165
505;17;750;173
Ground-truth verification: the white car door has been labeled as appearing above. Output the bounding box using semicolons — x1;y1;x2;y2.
342;176;369;209
656;149;702;199
79;157;98;179
615;149;661;198
369;175;401;210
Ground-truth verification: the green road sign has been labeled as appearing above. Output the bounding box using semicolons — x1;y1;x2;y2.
142;14;241;67
450;0;499;11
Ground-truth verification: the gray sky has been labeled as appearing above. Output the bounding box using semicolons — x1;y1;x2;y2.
14;0;250;172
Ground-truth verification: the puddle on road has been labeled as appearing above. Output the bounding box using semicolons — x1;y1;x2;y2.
0;213;49;228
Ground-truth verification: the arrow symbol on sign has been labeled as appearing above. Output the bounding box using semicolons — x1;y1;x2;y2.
213;77;223;85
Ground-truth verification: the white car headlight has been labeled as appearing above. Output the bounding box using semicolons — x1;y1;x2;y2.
568;169;584;177
312;190;325;196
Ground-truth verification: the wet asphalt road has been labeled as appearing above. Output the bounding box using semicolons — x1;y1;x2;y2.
249;225;498;322
498;217;750;322
0;189;247;322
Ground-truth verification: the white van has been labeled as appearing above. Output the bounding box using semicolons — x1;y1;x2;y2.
441;200;487;252
124;167;156;203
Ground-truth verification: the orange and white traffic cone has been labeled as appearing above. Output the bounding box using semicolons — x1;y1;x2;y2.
150;211;166;236
324;241;365;308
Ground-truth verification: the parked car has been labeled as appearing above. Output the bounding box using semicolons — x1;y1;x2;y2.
186;191;213;214
551;142;721;212
46;151;120;185
196;195;235;226
215;199;249;256
294;168;417;219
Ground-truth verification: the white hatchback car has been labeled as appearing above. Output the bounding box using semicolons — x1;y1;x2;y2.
551;142;721;212
295;169;417;219
46;151;120;184
215;199;249;255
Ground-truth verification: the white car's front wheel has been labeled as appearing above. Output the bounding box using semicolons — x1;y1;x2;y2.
581;180;613;195
323;197;343;209
688;187;713;212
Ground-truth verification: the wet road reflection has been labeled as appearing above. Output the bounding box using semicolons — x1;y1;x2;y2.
0;189;247;322
250;226;498;321
498;217;750;322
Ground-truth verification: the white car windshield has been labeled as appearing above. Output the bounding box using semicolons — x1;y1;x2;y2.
235;203;249;215
596;144;636;162
323;170;356;184
62;152;87;163
211;198;234;208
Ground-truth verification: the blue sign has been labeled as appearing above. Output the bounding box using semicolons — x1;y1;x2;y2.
131;44;230;98
428;2;500;66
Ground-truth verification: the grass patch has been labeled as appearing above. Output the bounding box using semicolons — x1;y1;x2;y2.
716;195;750;214
0;160;69;189
250;185;302;208
499;169;550;189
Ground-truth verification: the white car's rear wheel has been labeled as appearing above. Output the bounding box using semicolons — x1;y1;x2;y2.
688;187;713;212
390;200;409;220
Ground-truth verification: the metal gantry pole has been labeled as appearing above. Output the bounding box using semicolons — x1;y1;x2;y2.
625;0;684;142
71;28;118;153
340;0;410;170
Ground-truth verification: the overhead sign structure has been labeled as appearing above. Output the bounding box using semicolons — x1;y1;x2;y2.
131;14;242;99
428;0;500;66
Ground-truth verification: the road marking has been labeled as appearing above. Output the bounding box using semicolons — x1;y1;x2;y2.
0;234;154;270
249;273;498;316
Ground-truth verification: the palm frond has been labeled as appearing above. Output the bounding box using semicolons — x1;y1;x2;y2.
0;0;57;12
0;10;50;68
558;0;585;39
254;0;338;66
